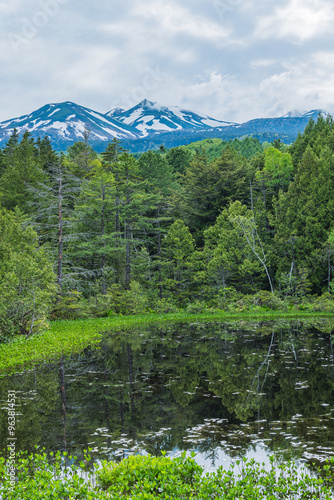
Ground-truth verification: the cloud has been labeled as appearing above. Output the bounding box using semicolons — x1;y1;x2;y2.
132;0;231;42
0;0;333;124
256;0;334;42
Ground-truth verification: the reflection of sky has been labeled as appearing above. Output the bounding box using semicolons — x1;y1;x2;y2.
166;443;273;473
90;405;334;472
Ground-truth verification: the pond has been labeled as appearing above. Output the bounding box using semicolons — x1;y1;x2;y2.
1;318;334;472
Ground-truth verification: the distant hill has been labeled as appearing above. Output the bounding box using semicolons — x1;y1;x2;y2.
0;100;328;152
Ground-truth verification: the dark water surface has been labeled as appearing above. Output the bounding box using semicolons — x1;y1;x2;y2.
1;319;334;471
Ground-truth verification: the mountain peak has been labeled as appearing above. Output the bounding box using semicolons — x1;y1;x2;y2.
105;107;125;118
138;99;157;108
282;109;327;119
0;101;141;146
113;100;236;136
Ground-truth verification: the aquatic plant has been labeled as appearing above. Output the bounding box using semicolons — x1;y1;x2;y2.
1;309;333;376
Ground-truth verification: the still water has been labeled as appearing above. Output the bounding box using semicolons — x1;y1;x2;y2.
1;319;334;471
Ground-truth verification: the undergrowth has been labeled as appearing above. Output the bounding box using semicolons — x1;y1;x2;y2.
0;450;333;499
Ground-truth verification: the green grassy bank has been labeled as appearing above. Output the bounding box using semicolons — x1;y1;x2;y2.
1;309;334;376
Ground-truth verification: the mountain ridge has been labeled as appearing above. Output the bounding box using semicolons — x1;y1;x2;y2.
106;99;237;136
0;100;328;152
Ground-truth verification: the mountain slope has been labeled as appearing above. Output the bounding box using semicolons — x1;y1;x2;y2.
0;101;141;147
0;101;329;152
106;99;236;137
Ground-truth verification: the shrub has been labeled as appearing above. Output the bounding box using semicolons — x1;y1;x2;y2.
311;292;334;312
252;290;284;310
151;298;180;314
50;291;86;320
1;451;334;499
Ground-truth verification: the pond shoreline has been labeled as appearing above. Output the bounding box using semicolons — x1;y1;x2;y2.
1;309;334;376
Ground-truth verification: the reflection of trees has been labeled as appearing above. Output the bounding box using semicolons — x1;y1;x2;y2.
1;319;334;465
0;365;60;455
59;356;67;450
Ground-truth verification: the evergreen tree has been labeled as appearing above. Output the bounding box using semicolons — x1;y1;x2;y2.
0;131;47;213
176;146;252;243
162;219;195;302
71;158;116;295
273;146;334;292
0;206;56;338
29;158;82;298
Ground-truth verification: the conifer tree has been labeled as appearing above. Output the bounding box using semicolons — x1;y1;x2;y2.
0;131;47;213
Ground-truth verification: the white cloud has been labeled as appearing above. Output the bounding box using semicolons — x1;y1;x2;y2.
132;0;231;42
0;0;333;124
256;0;334;42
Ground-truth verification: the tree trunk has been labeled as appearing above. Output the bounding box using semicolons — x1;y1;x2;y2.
157;206;163;299
115;170;121;284
101;182;106;295
125;167;131;289
57;169;63;301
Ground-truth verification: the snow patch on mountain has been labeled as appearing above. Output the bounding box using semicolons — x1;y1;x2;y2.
0;99;330;152
0;101;141;145
282;109;327;119
111;100;237;137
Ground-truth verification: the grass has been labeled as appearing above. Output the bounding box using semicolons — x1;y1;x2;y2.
1;308;334;377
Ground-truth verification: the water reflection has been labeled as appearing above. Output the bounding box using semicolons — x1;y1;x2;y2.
1;319;334;470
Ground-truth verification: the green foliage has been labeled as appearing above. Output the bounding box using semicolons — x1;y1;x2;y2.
0;131;47;213
97;452;203;497
138;149;179;195
273;145;334;292
0;207;56;339
106;281;149;315
165;146;192;174
1;310;332;376
1;113;334;326
50;291;85;320
1;451;334;499
162;219;195;302
66;139;98;178
180;136;263;161
174;146;252;242
256;146;293;192
310;293;334;312
252;291;284;310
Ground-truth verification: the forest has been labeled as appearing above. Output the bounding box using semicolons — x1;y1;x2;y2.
1;114;334;340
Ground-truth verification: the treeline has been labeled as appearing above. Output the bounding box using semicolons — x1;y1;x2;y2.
1;116;334;338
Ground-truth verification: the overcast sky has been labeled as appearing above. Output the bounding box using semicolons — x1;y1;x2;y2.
0;0;334;123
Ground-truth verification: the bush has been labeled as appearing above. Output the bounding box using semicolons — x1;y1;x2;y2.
50;291;86;320
1;451;334;499
96;452;203;498
252;291;285;310
185;300;210;314
151;298;180;314
311;292;334;312
106;281;149;315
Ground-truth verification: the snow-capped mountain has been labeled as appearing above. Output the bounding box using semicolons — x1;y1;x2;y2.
0;100;329;152
106;99;237;137
281;109;328;119
105;107;125;119
0;101;140;146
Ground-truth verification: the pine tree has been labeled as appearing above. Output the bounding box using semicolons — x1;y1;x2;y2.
0;131;47;213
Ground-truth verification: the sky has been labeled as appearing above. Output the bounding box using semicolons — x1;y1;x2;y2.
1;0;334;123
